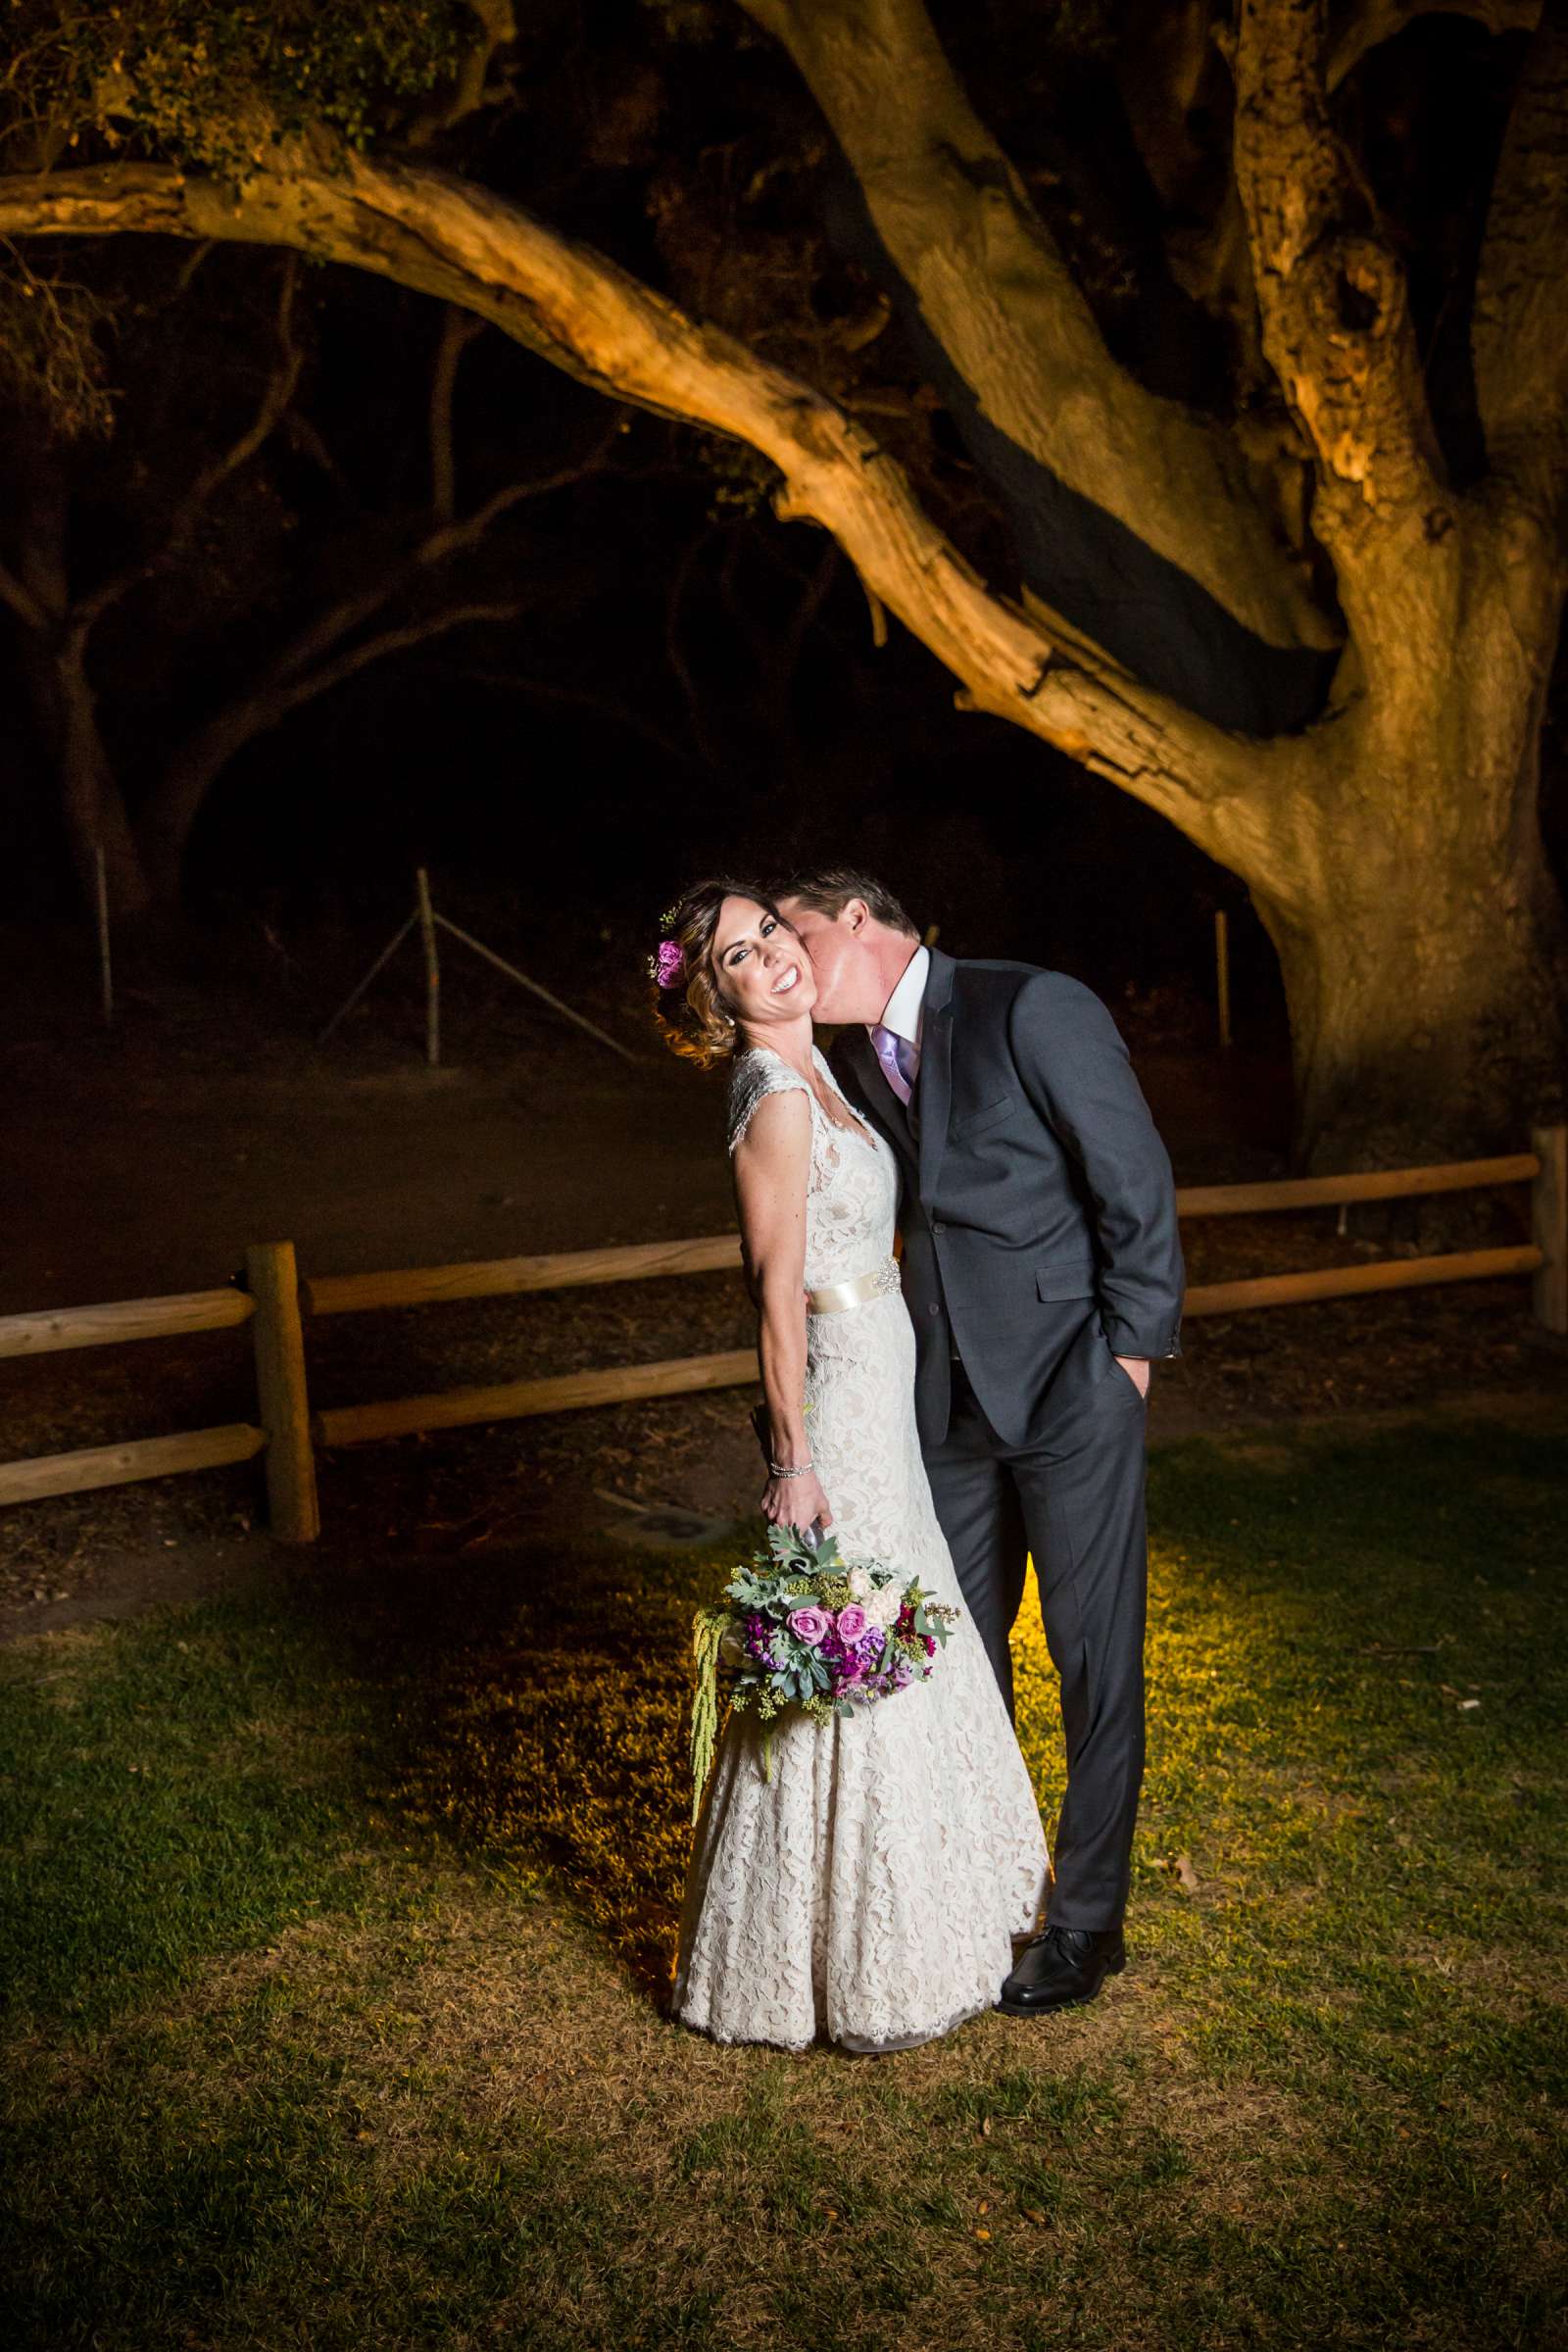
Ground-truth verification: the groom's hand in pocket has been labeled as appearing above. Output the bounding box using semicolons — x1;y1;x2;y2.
1114;1354;1152;1398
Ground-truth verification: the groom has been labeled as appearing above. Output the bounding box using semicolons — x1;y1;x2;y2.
774;866;1184;2017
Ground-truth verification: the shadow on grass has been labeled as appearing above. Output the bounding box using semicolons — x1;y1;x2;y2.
362;1532;719;2012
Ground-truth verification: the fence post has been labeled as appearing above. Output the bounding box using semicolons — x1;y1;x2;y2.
94;845;114;1030
416;866;440;1069
1532;1122;1568;1334
246;1241;320;1542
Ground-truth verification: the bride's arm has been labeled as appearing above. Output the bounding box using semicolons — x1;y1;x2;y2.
732;1089;834;1535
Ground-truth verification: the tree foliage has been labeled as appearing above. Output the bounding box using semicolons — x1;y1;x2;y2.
4;2;466;167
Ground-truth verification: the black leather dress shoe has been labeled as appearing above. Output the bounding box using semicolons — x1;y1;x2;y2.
996;1924;1126;2016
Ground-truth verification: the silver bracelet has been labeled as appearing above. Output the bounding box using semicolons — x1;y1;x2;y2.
769;1459;813;1479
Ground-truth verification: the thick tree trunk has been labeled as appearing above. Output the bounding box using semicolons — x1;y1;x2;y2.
1259;826;1566;1169
6;443;151;917
1246;516;1568;1168
17;627;150;917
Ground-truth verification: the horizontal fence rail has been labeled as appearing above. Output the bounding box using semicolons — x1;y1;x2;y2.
1182;1244;1544;1319
0;1423;266;1507
316;1348;761;1449
1171;1152;1541;1218
300;1151;1549;1321
0;1287;255;1360
310;1247;1548;1449
2;1126;1563;1537
303;1234;744;1318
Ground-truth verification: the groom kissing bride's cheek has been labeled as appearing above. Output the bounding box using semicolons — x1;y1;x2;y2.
652;865;1184;2054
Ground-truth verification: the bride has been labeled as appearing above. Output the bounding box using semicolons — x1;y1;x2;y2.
653;879;1049;2053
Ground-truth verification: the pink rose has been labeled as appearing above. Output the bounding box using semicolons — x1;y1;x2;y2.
788;1606;831;1646
835;1603;868;1645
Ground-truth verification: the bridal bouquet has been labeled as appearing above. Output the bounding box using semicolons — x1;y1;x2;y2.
688;1524;958;1819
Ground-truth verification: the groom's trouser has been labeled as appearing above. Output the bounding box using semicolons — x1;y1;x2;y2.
923;1354;1149;1933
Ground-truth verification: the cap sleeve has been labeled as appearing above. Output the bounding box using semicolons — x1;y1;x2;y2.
727;1049;812;1154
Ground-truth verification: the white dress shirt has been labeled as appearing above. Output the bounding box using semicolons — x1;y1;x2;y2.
874;944;930;1063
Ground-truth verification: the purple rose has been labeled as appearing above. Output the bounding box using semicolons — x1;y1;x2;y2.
788;1606;831;1646
835;1603;868;1645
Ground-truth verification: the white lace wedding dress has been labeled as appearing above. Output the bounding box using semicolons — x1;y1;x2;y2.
671;1042;1050;2053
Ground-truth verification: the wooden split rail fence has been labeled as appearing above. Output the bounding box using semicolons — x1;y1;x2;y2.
2;1127;1564;1543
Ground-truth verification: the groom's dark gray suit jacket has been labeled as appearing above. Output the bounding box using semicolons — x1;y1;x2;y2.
836;949;1185;1451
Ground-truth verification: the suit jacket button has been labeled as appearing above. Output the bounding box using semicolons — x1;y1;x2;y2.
932;1221;945;1234
927;1303;940;1315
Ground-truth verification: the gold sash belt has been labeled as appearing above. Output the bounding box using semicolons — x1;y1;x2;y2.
806;1259;902;1316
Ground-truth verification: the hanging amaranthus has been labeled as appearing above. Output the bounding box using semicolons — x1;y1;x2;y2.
689;1604;732;1826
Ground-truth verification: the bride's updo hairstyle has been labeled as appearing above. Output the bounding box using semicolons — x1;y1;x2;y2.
651;876;788;1068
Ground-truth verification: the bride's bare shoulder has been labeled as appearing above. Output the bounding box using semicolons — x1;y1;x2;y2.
727;1047;813;1157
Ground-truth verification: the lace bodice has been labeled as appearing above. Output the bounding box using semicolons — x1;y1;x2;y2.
726;1044;897;1290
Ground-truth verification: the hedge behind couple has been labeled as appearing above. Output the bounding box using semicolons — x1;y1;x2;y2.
651;866;1185;2054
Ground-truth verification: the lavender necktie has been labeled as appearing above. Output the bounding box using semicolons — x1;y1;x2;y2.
871;1024;918;1107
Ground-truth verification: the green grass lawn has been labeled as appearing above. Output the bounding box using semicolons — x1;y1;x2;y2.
2;1401;1564;2350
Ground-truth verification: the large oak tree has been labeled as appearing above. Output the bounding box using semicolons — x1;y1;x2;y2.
0;0;1563;1165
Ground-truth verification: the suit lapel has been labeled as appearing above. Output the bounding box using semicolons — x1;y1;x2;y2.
915;950;956;1206
841;1028;915;1174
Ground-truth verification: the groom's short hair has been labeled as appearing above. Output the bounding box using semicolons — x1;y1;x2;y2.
774;865;919;940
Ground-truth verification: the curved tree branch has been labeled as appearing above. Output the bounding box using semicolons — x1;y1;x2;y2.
138;597;523;889
460;668;708;775
268;425;622;688
74;253;304;630
736;0;1335;656
0;148;1274;861
421;424;623;558
406;0;517;147
429;302;484;520
1232;0;1448;569
0;550;49;631
267;600;522;710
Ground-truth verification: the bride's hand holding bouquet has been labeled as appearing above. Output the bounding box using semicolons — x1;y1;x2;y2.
689;1521;959;1816
760;1461;834;1537
752;1400;834;1539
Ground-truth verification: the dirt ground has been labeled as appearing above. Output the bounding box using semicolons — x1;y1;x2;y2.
5;929;1565;1639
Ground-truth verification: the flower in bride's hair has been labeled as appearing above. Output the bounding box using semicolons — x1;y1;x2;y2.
652;937;686;989
787;1606;831;1646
